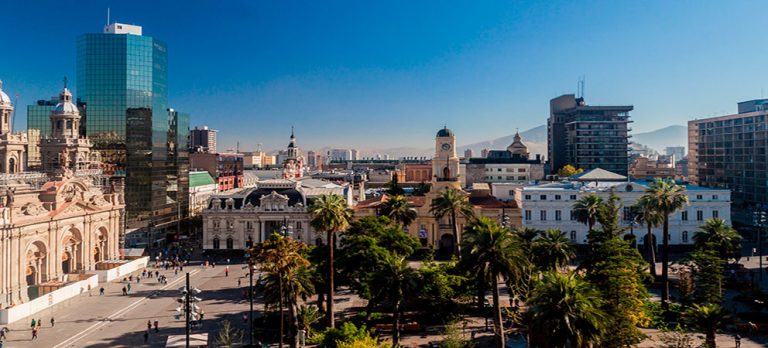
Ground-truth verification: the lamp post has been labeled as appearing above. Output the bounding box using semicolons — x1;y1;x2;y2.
754;210;767;282
185;273;190;348
249;263;255;346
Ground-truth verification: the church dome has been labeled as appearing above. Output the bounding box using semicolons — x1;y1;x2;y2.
53;88;79;115
436;126;453;137
0;80;12;107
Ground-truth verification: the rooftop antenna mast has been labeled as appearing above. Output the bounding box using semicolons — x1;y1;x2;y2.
236;141;240;153
107;8;110;27
577;76;586;99
256;143;262;152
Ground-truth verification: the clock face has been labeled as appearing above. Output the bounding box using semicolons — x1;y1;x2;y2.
441;143;451;151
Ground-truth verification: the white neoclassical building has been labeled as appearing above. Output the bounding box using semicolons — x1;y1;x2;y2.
202;178;351;251
518;169;731;246
0;82;124;307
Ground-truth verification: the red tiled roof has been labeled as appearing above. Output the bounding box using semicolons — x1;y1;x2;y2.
469;195;518;208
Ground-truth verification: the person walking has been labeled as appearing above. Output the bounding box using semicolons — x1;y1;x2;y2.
30;318;36;329
50;317;55;327
143;330;149;343
153;320;159;333
237;278;241;287
147;320;152;332
0;327;7;340
99;287;105;296
36;319;41;329
225;266;229;277
31;327;38;340
127;283;131;293
122;286;127;296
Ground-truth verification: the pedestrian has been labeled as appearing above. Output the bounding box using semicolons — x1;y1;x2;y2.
122;286;127;296
37;319;41;329
99;287;105;296
143;330;148;343
199;310;205;321
50;317;55;327
147;320;152;332
0;327;7;340
127;283;131;293
155;270;159;278
30;318;36;329
242;313;248;324
154;320;159;333
237;278;241;287
88;284;92;296
31;327;38;340
225;266;229;277
212;262;216;268
129;275;133;282
226;258;230;264
736;334;742;348
174;269;178;276
136;276;140;284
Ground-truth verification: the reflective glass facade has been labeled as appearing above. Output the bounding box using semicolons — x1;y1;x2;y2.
77;32;184;230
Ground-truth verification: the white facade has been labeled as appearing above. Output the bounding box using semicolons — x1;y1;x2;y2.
519;180;731;245
104;23;142;35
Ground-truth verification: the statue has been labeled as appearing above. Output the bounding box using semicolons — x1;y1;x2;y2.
59;149;70;169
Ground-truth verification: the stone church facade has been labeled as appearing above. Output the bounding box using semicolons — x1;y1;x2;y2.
0;82;124;308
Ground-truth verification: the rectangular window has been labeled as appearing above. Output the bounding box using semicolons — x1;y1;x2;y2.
570;210;576;221
524;195;531;200
555;210;562;221
712;210;719;218
570;231;577;242
682;231;689;243
712;195;718;200
525;210;531;221
555;195;561;200
540;210;547;221
697;210;704;221
570;195;577;200
509;190;515;195
696;194;703;200
623;207;632;221
681;211;688;221
540;195;547;200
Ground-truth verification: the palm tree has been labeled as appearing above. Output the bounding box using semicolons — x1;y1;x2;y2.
634;197;663;278
463;217;528;348
531;229;575;272
296;305;322;339
694;218;742;262
685;303;729;348
572;194;603;231
527;272;606;348
369;253;417;346
253;234;312;348
309;194;353;329
642;178;688;309
430;188;474;258
380;194;418;229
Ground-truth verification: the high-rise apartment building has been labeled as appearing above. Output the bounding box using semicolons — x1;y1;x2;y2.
77;23;186;232
548;94;633;176
666;146;685;160
189;125;217;153
688;99;768;219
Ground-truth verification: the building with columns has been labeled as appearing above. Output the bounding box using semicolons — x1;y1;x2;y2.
0;81;28;174
201;178;351;251
0;82;124;308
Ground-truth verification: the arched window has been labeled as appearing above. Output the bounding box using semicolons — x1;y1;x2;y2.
212;237;220;250
226;237;234;249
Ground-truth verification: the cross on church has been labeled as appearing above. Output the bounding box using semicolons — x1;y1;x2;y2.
63;76;68;88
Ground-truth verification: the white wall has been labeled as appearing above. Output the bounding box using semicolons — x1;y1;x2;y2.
0;274;99;324
91;257;149;282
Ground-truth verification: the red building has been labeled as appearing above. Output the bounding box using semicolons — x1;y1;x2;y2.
190;152;244;191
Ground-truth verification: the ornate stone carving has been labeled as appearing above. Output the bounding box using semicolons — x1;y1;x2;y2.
21;202;45;216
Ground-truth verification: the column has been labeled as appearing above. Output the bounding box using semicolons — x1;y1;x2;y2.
259;221;265;242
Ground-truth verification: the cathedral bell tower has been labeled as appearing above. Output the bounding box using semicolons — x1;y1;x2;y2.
39;83;92;174
432;126;460;182
0;80;28;174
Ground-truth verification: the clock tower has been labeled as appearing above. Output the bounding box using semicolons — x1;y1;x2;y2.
433;126;460;182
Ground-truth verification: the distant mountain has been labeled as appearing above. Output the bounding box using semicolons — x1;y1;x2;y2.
632;125;687;152
365;124;686;159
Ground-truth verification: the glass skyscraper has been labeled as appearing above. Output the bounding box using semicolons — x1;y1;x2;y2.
77;23;186;236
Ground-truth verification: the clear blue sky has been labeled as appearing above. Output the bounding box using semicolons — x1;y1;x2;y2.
1;1;767;152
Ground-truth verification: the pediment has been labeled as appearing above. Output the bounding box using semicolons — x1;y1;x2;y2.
51;201;98;218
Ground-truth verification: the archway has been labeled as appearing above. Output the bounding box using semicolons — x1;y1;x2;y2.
61;228;83;273
438;233;455;259
25;240;48;300
94;227;109;262
62;252;72;274
442;167;450;179
212;237;220;250
226;237;234;249
8;157;16;173
93;246;101;263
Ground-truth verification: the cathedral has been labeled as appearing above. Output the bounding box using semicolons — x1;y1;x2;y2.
0;81;123;308
282;127;304;179
355;127;521;255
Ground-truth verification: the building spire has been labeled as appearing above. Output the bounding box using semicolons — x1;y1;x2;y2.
63;76;68;89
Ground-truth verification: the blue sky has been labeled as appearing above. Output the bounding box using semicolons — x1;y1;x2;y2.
1;1;767;152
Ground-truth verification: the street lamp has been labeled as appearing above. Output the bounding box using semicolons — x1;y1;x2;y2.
753;210;767;282
176;274;203;348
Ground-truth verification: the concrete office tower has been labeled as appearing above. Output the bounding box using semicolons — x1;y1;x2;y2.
77;23;187;232
548;94;633;176
189;125;217;153
689;98;768;223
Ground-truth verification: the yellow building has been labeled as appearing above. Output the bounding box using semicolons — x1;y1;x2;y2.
355;127;521;254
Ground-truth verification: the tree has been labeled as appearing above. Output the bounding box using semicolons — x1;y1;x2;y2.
531;229;575;272
252;234;313;348
430;188;474;258
557;164;584;178
215;320;243;347
297;305;322;338
413;181;431;196
309;194;353;329
380;194;418;229
526;272;606;348
685;249;724;305
386;173;405;195
634;197;663;277
369;252;418;346
684;304;729;348
462;217;528;348
572;194;603;231
693;218;742;262
641;178;688;309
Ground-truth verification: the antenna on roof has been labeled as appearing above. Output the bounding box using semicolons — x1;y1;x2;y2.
107;7;110;27
577;76;586;99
